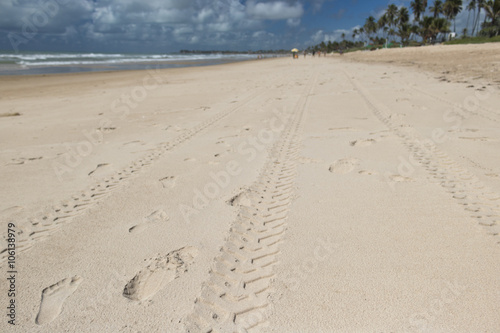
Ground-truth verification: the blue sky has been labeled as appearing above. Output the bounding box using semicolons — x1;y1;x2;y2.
0;0;475;53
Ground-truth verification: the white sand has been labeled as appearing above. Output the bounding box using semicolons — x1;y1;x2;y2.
1;49;499;332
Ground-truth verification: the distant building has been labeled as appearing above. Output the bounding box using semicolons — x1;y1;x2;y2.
446;32;456;41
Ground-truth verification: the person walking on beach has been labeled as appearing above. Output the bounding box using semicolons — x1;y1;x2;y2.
304;51;306;58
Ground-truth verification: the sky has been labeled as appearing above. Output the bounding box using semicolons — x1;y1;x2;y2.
0;0;478;53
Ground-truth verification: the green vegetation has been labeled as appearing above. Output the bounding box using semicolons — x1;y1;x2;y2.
444;35;500;43
309;0;500;53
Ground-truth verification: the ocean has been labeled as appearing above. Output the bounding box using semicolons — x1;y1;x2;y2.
0;52;272;75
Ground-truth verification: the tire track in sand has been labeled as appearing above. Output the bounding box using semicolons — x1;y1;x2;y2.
0;89;267;265
185;75;317;333
344;70;500;244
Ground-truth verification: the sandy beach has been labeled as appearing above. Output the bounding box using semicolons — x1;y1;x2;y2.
345;43;500;88
1;45;500;332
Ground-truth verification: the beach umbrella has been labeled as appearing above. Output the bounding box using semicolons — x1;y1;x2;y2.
291;48;299;52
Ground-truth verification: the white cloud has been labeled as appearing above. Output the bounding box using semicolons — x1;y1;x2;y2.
311;30;325;44
0;0;94;33
247;1;304;20
195;8;215;23
0;0;309;51
253;30;271;38
311;0;326;13
287;18;301;27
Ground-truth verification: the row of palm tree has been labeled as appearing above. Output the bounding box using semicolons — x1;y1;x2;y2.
346;0;499;47
464;0;500;36
481;0;500;36
354;1;459;45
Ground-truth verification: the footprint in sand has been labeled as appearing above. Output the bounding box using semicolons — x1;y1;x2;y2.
129;210;169;233
350;139;376;147
216;140;231;147
448;128;478;133
359;170;378;176
388;113;406;121
8;156;43;165
123;246;198;301
159;176;176;189
227;190;252;207
35;276;83;325
486;173;500;178
88;163;112;177
459;137;495;142
297;157;322;164
2;206;24;215
184;157;196;162
329;127;358;132
395;98;410;102
213;151;229;159
123;140;146;148
389;174;413;183
329;158;360;174
98;126;116;133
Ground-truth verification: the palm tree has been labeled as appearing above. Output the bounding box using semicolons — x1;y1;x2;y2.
483;0;500;35
359;27;365;43
444;0;463;31
432;17;452;37
482;0;490;26
352;28;359;41
467;0;478;35
388;28;396;42
385;4;400;41
411;23;420;40
383;26;389;39
386;4;399;25
398;23;413;45
419;16;451;41
319;41;327;52
411;0;427;21
378;14;389;38
430;0;444;17
419;16;436;41
474;0;486;34
484;0;500;22
364;16;377;43
399;7;411;24
398;6;411;43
